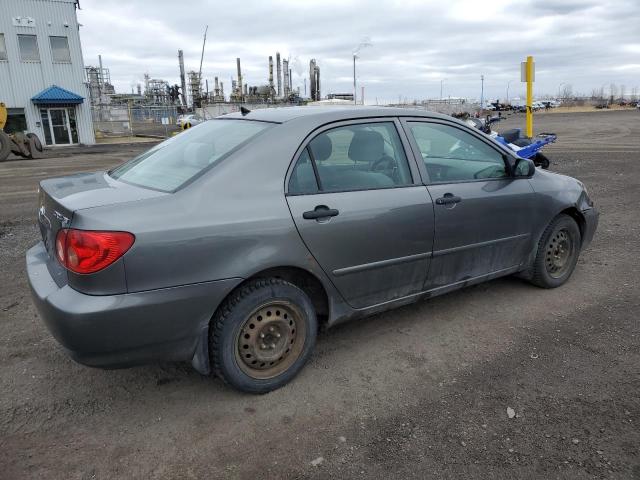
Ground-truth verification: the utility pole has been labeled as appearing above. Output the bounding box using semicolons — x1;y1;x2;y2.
440;79;444;100
506;80;513;104
557;82;565;100
353;54;357;105
352;38;372;106
480;75;484;113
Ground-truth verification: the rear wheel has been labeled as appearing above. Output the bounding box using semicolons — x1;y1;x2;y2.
530;214;581;288
210;278;317;394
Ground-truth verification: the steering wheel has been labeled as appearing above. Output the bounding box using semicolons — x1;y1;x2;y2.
370;155;395;172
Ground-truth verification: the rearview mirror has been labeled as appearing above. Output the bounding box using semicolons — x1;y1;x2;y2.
514;157;535;177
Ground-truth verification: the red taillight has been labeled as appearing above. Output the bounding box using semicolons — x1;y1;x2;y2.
55;229;135;274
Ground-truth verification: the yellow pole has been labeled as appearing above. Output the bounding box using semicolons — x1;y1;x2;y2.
526;55;534;138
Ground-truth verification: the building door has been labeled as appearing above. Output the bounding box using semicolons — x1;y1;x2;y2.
40;108;78;145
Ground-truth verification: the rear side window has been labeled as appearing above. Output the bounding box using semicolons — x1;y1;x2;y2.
289;122;412;194
109;119;270;192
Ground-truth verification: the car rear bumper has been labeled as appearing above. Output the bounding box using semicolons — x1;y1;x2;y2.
581;207;599;250
27;241;241;371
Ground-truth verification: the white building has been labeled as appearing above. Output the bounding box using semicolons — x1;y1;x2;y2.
0;0;95;145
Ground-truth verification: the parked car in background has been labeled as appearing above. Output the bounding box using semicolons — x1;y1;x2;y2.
27;107;598;393
177;114;203;129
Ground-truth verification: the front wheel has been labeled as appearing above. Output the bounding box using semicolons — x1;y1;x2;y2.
530;214;581;288
210;278;317;394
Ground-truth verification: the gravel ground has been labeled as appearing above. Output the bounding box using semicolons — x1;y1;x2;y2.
1;110;639;479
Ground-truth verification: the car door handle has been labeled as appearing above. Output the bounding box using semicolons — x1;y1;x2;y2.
435;193;462;205
303;206;340;220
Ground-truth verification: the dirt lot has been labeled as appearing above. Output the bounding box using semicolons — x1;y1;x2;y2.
1;110;639;479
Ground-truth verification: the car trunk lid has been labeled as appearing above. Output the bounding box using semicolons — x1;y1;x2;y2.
37;172;167;287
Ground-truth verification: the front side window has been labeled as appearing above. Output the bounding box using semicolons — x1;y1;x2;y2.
49;36;71;62
18;35;39;61
408;122;508;183
109;119;270;192
0;34;7;60
289;121;412;194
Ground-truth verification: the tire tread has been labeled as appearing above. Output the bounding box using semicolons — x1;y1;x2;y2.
530;214;580;288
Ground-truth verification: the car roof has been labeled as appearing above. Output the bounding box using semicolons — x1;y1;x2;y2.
220;106;455;124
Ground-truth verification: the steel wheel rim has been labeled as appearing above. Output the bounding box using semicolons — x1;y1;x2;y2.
235;301;306;380
545;228;574;278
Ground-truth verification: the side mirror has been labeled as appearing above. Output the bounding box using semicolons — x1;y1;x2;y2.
514;157;535;177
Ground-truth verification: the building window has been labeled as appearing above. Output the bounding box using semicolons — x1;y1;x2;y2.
0;34;7;60
49;36;71;63
18;34;40;62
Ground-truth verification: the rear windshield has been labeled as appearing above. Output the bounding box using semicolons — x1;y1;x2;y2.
109;119;270;192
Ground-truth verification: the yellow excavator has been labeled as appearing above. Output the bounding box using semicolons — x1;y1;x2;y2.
0;102;44;162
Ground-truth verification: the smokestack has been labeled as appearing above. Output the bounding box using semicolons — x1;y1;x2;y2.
276;52;282;98
220;82;224;100
309;59;321;101
178;50;187;107
289;68;292;91
214;76;219;96
269;56;274;90
98;54;103;99
236;57;243;101
282;59;289;97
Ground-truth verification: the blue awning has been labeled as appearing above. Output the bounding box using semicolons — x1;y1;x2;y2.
31;85;84;105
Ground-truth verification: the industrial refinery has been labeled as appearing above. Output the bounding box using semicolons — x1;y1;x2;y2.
85;48;320;110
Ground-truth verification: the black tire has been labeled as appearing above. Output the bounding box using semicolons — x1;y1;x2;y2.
26;133;43;152
210;278;317;394
0;131;12;162
534;152;550;169
530;214;581;288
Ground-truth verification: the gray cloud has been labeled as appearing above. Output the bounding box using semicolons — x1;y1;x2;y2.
78;0;640;103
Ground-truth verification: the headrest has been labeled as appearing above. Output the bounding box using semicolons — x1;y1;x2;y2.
348;129;384;162
309;133;332;162
183;142;215;169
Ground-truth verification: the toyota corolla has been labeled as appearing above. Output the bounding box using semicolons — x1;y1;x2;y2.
27;107;598;393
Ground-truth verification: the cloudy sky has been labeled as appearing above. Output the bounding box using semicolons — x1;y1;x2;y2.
77;0;640;103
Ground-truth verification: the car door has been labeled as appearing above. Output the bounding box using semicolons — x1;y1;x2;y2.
286;119;434;309
402;119;536;290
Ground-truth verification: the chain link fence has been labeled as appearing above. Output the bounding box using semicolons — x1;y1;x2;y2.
92;105;180;138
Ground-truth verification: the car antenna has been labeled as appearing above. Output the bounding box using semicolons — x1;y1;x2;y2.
240;106;251;116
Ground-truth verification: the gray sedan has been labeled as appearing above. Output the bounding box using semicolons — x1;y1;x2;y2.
27;107;598;393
